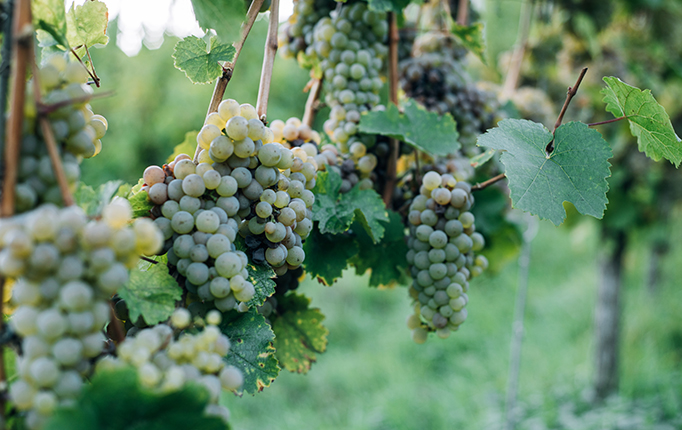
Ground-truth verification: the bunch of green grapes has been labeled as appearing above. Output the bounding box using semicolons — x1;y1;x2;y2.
268;118;377;194
142;100;316;313
404;170;488;343
9;55;108;213
399;33;498;154
278;0;338;61
97;309;242;426
309;3;388;152
0;201;162;429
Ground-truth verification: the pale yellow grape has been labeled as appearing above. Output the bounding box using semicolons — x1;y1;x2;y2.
411;327;428;344
102;198;133;229
205;112;225;129
197;149;213;164
423;171;442;190
247;118;265;140
218;99;240;120
197;124;222;150
240;104;258;120
282;124;298;141
171;308;191;329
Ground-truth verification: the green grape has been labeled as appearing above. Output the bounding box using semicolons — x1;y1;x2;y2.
226;117;249;140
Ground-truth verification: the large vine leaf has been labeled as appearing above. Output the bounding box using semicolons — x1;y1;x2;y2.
234;237;276;307
190;0;245;45
44;367;225;430
451;22;486;64
74;180;123;217
477;119;612;225
173;36;235;84
33;0;69;50
601;76;682;166
311;170;388;242
349;211;409;288
219;310;280;395
117;260;182;326
271;293;328;374
65;0;109;54
302;226;358;286
358;99;460;156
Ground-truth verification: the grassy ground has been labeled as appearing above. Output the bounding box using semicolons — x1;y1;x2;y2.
223;218;682;429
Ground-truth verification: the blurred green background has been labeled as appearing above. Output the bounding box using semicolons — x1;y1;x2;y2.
77;1;682;428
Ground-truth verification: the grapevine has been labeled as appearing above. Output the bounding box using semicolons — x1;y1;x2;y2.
0;0;678;429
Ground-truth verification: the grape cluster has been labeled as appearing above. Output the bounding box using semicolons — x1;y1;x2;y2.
310;3;388;152
97;309;242;426
10;55;108;213
404;171;488;343
400;33;498;154
278;0;338;61
269;117;321;149
0;201;163;429
143;100;317;311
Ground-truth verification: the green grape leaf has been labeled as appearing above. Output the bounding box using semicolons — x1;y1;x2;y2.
74;180;123;217
347;187;389;244
245;262;276;308
173;36;235;84
118;262;182;326
367;0;411;12
219;310;280;394
190;0;245;45
233;237;276;307
167;131;199;163
311;170;356;234
601;76;682;166
477;119;612;225
470;148;497;168
44;367;225;430
451;22;487;64
65;0;109;54
33;0;69;50
124;178;154;219
349;210;409;287
302;226;359;286
311;170;388;242
271;293;328;374
358;99;460;156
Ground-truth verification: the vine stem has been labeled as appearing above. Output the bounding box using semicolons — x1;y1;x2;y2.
1;0;30;217
382;12;400;208
588;116;626;127
0;0;14;184
546;67;588;154
553;67;588;133
31;49;75;207
302;77;322;127
108;304;125;344
456;0;469;26
194;0;265;161
0;0;30;417
501;0;535;101
140;256;159;265
504;215;538;430
471;173;506;191
256;0;280;121
70;46;99;87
